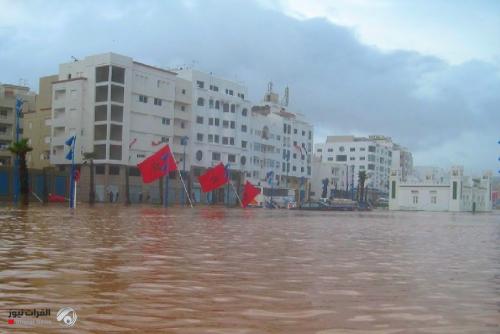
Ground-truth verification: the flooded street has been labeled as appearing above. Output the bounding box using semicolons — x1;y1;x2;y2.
0;205;499;333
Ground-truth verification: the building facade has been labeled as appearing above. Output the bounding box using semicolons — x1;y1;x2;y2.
0;84;37;166
47;52;314;204
313;135;397;196
389;166;492;212
24;75;58;169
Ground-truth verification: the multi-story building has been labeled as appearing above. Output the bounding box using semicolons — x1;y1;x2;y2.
249;85;313;198
0;84;37;166
48;52;315;204
174;68;251;202
389;166;492;212
24;75;58;169
313;135;399;196
49;53;192;203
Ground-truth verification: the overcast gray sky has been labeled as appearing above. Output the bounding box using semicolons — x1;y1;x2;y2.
1;0;499;174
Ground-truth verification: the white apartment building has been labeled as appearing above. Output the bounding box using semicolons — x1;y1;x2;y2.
389;166;492;212
248;86;313;198
174;68;252;202
314;135;402;195
49;52;315;204
49;52;192;202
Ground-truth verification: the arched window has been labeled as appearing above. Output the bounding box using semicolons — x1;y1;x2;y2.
197;97;204;106
196;150;203;161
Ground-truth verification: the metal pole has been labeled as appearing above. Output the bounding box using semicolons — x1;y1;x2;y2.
164;159;169;208
69;137;76;209
13;98;23;204
182;141;186;205
226;168;230;207
351;165;355;200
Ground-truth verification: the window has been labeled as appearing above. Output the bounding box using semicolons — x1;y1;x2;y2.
209;99;214;108
196;150;203;161
95;105;107;121
209;118;214;126
230;104;235;113
223;103;229;112
302;130;305;136
350;147;355;152
228;154;236;163
94;124;107;140
368;164;375;170
412;196;418;204
214;135;219;143
336;155;347;162
208;134;213;143
350;156;355;161
95;86;108;102
212;152;221;160
431;196;437;204
223;120;229;128
162;117;170;125
181;105;186;111
196;116;203;124
139;95;148;103
230;121;235;129
110;124;122;141
242;108;248;116
111;66;125;84
109;166;120;175
197;133;203;141
230;137;235;145
241;156;246;165
241;124;247;132
96;165;105;174
197;97;204;106
110;85;124;103
210;85;219;92
111;105;123;122
154;98;162;106
292;166;297;171
181;89;186;94
391;181;396;199
360;156;366;161
94;144;106;159
161;136;168;143
96;66;109;82
241;140;247;148
109;145;122;160
222;137;229;145
368;146;376;152
452;181;457;199
327;157;333;161
196;80;205;89
327;148;333;152
360;147;366;151
339;146;345;152
214;118;220;126
215;100;220;109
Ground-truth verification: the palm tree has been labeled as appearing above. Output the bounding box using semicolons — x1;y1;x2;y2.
82;152;96;204
358;171;367;203
9;138;33;205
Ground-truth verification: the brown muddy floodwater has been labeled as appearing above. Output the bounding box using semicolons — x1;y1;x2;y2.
0;205;499;333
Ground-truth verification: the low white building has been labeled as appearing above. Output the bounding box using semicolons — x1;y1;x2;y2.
389;166;492;212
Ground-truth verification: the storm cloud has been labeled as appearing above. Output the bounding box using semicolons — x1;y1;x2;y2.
0;0;498;173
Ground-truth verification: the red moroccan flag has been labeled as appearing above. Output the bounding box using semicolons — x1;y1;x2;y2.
137;145;177;184
241;181;260;208
198;163;228;193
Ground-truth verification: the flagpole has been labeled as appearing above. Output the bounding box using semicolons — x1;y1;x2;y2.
229;180;243;207
171;152;193;208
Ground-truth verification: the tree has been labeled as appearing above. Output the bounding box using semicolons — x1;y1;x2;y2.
9;138;33;205
358;171;367;203
82;152;96;204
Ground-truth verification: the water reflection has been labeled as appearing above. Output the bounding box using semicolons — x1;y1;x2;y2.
0;205;499;333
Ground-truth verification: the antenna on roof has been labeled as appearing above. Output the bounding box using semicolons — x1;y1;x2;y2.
282;86;289;106
71;56;79;62
267;81;273;93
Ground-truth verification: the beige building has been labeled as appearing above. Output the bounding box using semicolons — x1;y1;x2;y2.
0;84;37;166
24;75;58;169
